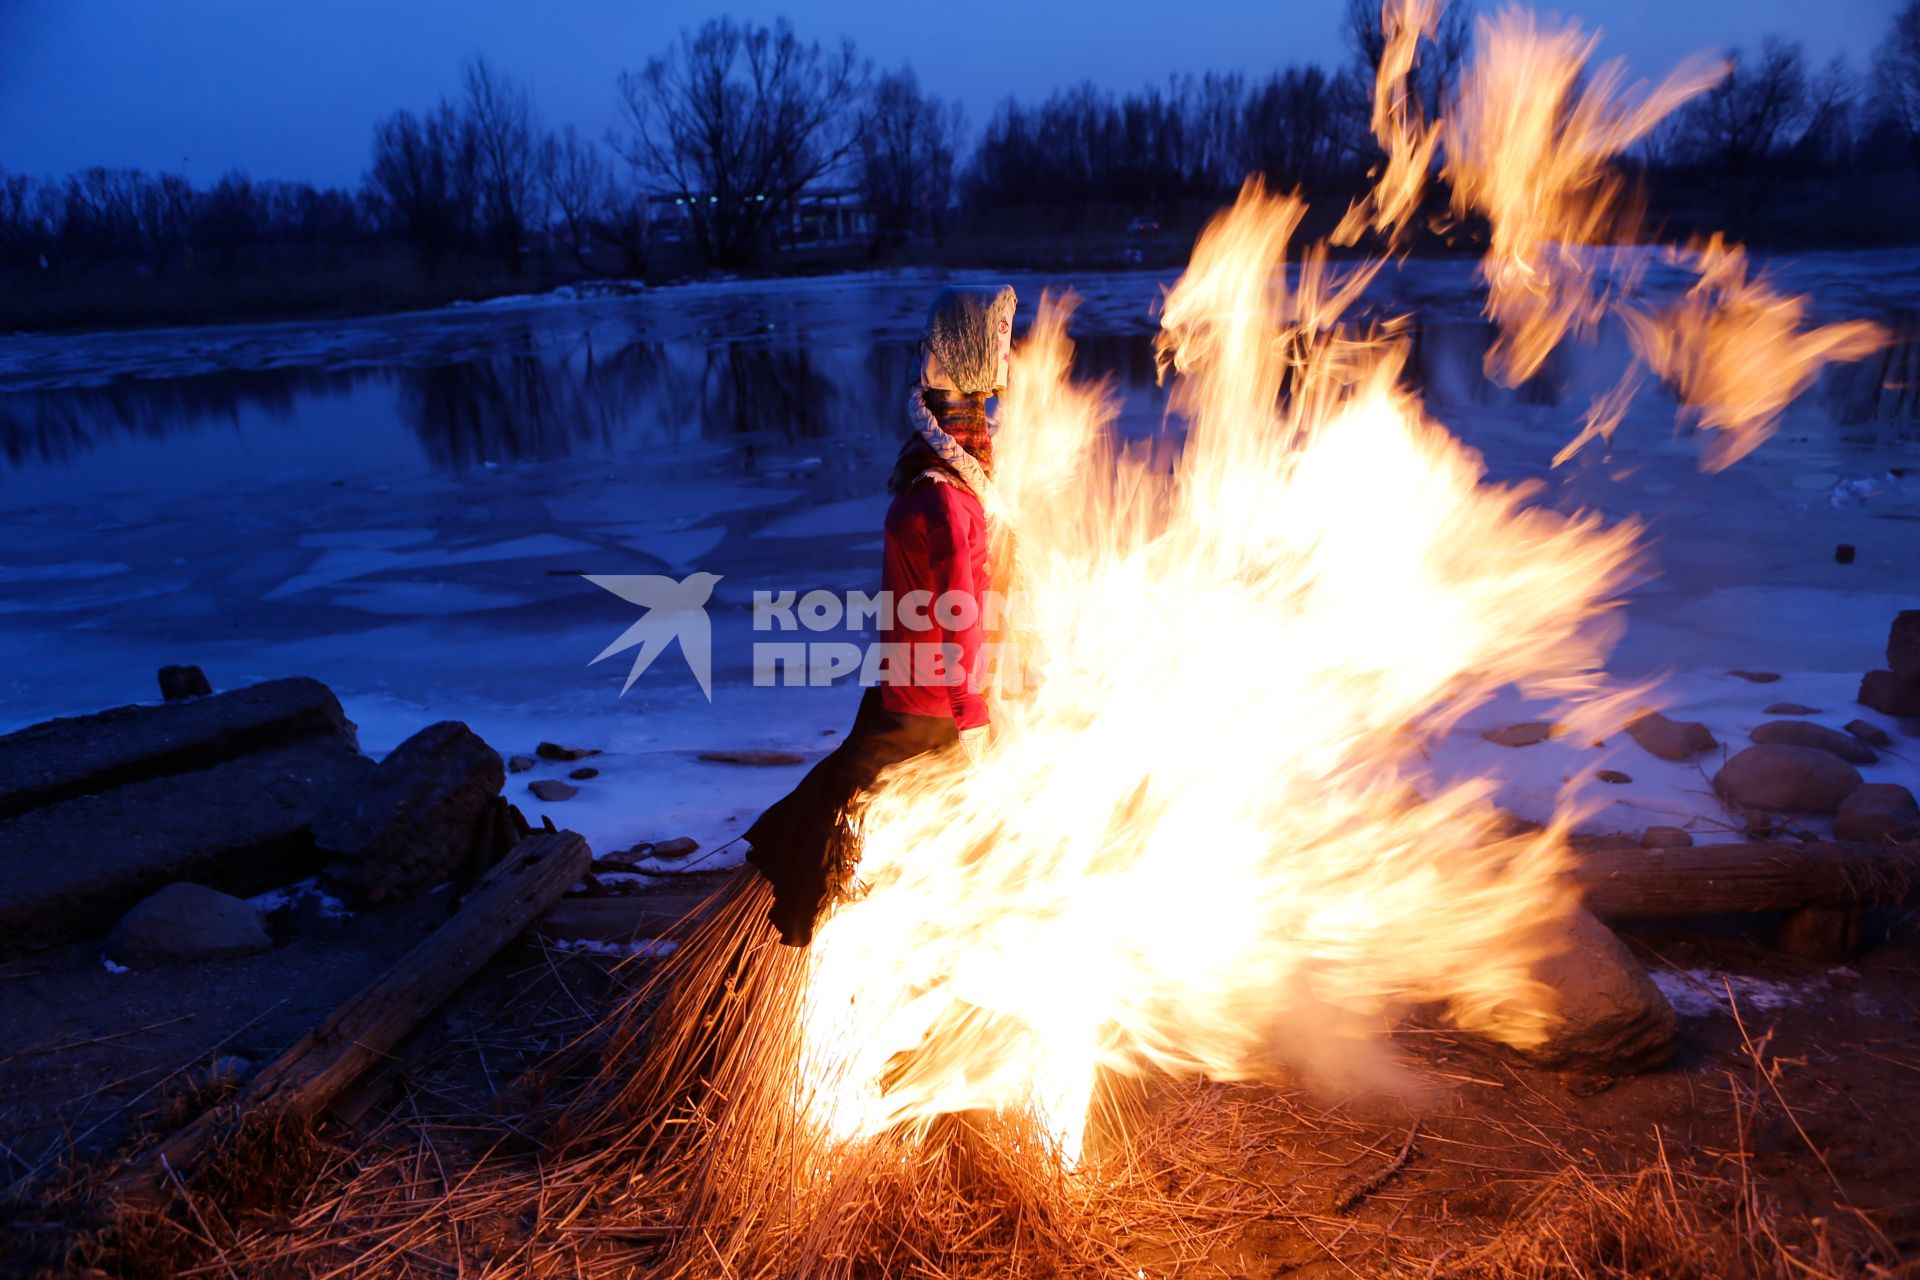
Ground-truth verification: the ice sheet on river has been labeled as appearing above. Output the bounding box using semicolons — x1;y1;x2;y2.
0;258;1915;865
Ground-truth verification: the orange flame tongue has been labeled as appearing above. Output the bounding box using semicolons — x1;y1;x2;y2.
1616;237;1887;470
1441;10;1725;387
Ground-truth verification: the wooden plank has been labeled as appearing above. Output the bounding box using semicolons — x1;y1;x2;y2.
109;830;591;1204
1568;840;1920;919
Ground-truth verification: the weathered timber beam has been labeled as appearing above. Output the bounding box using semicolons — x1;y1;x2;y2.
1568;840;1920;919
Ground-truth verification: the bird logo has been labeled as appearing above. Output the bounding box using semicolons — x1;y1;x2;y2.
585;572;723;699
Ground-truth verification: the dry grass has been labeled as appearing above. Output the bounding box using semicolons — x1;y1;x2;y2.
16;874;1911;1279
1440;1156;1891;1280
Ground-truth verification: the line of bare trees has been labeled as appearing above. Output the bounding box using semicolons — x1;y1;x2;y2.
4;0;1920;296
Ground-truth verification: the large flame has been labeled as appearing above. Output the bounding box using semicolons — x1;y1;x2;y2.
760;0;1883;1171
790;183;1641;1161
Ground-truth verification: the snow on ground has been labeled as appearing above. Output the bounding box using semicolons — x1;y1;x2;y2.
547;937;679;960
0;256;1914;869
249;877;353;921
1649;968;1824;1018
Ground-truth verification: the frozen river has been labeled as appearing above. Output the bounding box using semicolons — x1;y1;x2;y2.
2;257;1917;862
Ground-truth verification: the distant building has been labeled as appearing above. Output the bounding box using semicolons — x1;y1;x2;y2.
642;185;874;249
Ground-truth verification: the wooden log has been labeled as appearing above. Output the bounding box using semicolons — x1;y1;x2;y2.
0;677;356;821
0;742;371;955
1568;840;1920;919
1773;906;1865;961
109;830;590;1204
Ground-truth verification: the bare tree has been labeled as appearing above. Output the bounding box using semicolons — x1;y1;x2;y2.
1796;56;1861;170
0;170;51;269
600;180;650;274
613;19;868;266
1669;38;1817;220
367;103;475;267
460;58;543;274
857;69;964;246
1240;64;1366;193
1875;0;1920;151
1344;0;1475;120
57;168;192;263
967;79;1242;214
1183;72;1251;194
544;124;609;268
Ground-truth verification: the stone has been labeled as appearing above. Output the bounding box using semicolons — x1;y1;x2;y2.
697;749;809;766
1845;719;1893;748
1729;670;1782;684
528;779;578;802
1858;670;1920;717
1713;745;1862;813
1834;783;1920;844
1481;722;1559;748
1624;712;1718;762
1748;720;1878;765
0;676;358;823
157;664;213;701
1513;906;1677;1074
536;742;598;762
315;722;504;904
651;836;699;859
105;883;271;967
508;754;537;773
0;741;371;956
1640;826;1694;849
1596;770;1632;785
597;843;655;867
1889;610;1920;680
569;767;599;780
1762;703;1820;716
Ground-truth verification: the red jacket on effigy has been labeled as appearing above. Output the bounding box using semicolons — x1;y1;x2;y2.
878;478;991;731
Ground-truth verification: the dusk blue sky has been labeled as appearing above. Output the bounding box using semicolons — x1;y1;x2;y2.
0;0;1899;189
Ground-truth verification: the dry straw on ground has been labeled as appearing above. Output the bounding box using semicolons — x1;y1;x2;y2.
22;875;1902;1279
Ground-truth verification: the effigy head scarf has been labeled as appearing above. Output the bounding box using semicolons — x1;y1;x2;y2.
922;285;1017;394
